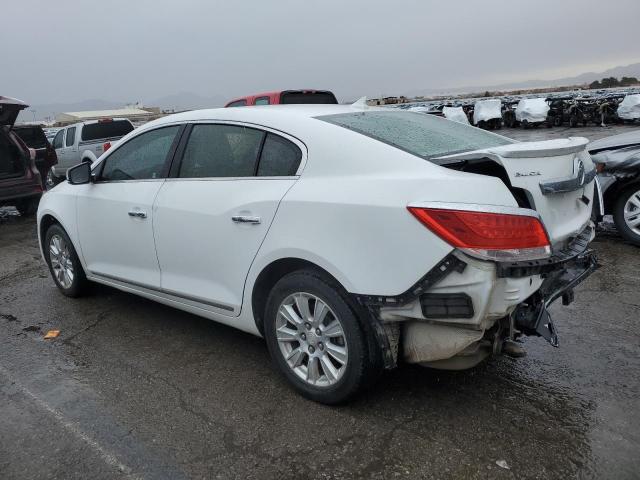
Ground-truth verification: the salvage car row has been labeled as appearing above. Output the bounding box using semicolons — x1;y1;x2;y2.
399;90;640;130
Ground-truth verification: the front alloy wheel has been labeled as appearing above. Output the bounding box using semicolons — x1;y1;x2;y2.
276;292;348;387
45;224;88;297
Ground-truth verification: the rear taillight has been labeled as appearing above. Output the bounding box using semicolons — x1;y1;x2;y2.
103;142;111;152
408;206;551;262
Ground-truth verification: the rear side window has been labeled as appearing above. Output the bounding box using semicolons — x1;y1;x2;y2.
226;100;247;108
254;97;270;105
65;127;76;147
179;124;263;178
257;134;302;176
100;126;179;181
318;111;513;163
280;91;338;105
81;120;134;141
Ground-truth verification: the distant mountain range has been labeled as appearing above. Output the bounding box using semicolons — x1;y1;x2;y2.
404;62;640;98
17;62;640;123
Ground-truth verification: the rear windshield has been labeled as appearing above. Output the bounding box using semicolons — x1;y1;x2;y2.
81;120;134;142
13;127;48;149
318;110;513;163
281;91;338;105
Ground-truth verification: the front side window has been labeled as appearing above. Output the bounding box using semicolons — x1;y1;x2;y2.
318;111;513;164
65;127;76;147
179;124;263;178
257;133;302;176
100;126;180;181
254;97;270;105
52;130;64;149
226;100;247;108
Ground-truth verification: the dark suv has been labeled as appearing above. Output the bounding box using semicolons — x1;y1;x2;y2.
12;125;57;189
0;96;43;215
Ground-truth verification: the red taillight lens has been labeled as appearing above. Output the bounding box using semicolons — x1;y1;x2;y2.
103;142;111;152
408;207;551;261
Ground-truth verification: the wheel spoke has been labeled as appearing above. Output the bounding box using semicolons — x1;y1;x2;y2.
294;294;312;322
628;196;640;210
627;216;640;228
286;347;305;367
307;356;320;384
322;320;343;338
313;300;329;326
279;304;303;327
325;343;347;365
276;325;298;343
319;355;338;382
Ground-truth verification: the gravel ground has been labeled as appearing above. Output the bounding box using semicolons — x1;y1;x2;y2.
0;124;639;480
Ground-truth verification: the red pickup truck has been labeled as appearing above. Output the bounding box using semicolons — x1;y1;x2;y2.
225;89;338;107
0;96;42;216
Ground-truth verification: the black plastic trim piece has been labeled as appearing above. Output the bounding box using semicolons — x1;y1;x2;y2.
497;224;593;278
420;293;474;319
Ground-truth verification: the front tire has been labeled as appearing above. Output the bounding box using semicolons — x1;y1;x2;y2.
263;270;377;404
44;224;89;297
613;186;640;246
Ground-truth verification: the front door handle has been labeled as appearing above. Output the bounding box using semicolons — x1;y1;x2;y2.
232;215;261;224
128;210;147;219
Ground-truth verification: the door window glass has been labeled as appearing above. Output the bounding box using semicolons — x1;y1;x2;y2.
179;124;263;178
254;97;270;105
257;133;302;176
100;126;180;181
226;100;247;107
52;130;64;149
65;127;76;147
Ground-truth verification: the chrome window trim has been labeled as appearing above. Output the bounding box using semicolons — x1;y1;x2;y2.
175;119;308;177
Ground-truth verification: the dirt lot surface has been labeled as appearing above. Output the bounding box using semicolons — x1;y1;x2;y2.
1;124;639;479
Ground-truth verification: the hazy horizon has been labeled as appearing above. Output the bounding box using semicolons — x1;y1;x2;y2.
4;0;639;106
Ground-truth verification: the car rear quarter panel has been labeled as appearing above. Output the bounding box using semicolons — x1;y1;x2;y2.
246;124;520;298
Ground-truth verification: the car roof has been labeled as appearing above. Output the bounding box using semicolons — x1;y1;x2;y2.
225;89;334;105
140;104;387;134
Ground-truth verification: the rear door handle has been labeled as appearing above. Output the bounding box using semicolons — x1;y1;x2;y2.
231;215;261;224
128;210;147;219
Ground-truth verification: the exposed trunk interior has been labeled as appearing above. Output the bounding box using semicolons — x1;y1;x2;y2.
0;130;26;180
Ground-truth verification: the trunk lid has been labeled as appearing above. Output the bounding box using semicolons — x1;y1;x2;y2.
436;137;595;246
0;96;29;127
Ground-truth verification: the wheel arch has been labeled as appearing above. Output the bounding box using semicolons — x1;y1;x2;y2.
602;177;640;214
250;257;349;336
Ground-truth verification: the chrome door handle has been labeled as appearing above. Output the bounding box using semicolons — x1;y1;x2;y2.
232;215;261;224
128;210;147;218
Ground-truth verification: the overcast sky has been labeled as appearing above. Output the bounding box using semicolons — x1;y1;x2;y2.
3;0;639;105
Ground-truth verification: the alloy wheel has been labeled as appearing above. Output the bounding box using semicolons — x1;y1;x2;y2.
624;189;640;236
49;234;74;289
275;292;348;387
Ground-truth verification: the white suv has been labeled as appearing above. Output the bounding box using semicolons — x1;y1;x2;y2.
37;105;598;403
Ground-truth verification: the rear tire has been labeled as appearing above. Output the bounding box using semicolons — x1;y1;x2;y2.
613;185;640;246
263;269;379;404
44;224;89;297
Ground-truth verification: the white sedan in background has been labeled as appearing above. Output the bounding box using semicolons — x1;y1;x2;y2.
38;105;598;403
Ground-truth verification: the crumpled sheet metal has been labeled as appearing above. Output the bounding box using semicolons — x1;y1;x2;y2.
591;145;640;172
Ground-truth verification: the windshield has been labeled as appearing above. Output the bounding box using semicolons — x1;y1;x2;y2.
317;110;513;164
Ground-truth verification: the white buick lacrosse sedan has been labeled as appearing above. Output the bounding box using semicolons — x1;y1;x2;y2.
38;105;598;403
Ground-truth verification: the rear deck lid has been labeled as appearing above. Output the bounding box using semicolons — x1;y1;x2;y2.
0;96;29;127
435;137;596;246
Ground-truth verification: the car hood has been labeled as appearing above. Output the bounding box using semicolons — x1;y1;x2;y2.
588;129;640;153
0;96;29;127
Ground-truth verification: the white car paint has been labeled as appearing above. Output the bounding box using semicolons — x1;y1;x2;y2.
38;104;596;366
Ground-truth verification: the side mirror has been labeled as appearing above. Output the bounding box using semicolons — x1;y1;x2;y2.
67;162;92;185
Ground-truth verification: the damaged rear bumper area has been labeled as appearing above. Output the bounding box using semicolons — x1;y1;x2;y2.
356;225;599;370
